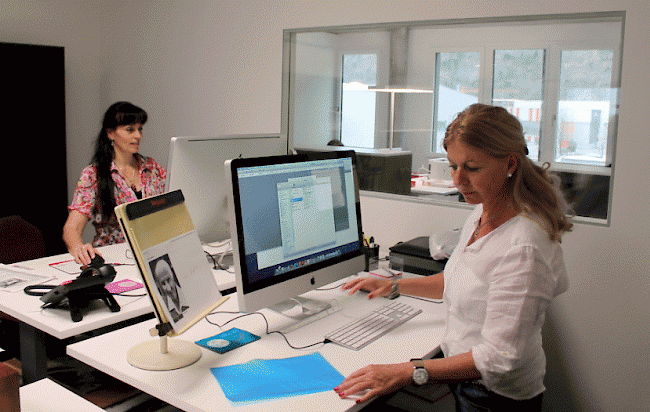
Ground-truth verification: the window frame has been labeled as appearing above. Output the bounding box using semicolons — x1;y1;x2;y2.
429;39;621;178
282;11;625;225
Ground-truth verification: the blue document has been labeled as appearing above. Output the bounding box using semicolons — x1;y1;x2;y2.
211;352;344;404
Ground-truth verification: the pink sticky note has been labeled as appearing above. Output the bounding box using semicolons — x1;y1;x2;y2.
106;279;143;294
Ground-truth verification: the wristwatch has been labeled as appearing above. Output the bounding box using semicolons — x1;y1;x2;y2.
387;278;400;300
410;359;429;386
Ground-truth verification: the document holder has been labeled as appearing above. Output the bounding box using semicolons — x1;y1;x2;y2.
115;189;228;371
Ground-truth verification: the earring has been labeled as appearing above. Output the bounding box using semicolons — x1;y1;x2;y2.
507;172;513;178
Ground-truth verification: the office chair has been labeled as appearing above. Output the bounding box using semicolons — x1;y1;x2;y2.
0;215;47;360
0;215;47;264
0;361;20;411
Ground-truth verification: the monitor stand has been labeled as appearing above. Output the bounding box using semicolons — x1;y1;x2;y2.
271;296;341;334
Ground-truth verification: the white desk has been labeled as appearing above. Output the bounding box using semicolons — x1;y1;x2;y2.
1;243;150;338
68;275;447;412
0;243;152;383
20;378;104;412
1;242;235;384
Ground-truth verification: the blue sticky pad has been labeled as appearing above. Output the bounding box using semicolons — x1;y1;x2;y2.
196;328;260;354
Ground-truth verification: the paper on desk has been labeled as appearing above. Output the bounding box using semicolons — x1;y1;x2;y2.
48;258;82;274
0;265;55;293
211;352;344;405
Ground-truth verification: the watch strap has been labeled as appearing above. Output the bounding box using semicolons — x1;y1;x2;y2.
388;278;400;299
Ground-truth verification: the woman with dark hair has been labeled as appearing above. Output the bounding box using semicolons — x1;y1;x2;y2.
336;103;572;411
63;102;166;264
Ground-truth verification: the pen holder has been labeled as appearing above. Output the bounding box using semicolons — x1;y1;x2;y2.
364;245;380;271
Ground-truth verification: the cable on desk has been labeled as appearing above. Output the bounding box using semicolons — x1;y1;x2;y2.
204;242;234;272
205;310;328;350
112;292;147;297
315;280;348;291
402;294;444;304
124;248;134;260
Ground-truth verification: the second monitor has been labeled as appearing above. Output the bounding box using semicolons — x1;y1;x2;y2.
166;134;287;244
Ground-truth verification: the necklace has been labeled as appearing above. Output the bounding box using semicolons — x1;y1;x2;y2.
470;203;513;241
116;163;139;190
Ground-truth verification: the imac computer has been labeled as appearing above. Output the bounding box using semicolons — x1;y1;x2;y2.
166;134;287;244
225;150;365;321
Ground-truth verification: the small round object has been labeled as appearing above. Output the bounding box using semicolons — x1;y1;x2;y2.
207;339;230;348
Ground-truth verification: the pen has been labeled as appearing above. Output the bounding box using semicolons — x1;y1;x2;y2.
48;259;76;266
370;268;401;279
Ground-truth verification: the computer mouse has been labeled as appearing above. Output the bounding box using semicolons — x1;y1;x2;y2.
207;339;231;348
90;254;105;268
80;255;106;272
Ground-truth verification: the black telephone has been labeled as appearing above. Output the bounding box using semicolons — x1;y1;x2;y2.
25;255;121;322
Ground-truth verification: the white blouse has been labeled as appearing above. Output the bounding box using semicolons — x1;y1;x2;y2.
440;204;568;400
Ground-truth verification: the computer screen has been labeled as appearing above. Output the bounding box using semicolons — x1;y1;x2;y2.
166;134;287;244
226;150;365;317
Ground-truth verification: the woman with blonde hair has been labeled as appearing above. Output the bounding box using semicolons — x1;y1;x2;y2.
336;103;572;411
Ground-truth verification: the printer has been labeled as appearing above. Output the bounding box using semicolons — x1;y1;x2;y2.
388;236;447;276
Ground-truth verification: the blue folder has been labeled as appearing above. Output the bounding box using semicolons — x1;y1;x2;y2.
211;352;344;405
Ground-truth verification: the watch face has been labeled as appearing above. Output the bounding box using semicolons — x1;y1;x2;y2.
413;368;429;385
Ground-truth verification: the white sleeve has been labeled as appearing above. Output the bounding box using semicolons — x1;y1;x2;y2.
471;244;558;397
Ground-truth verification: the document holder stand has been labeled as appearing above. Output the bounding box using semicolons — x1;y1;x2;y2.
127;321;202;371
116;190;228;371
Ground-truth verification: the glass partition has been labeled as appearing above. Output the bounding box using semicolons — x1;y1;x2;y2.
281;12;624;222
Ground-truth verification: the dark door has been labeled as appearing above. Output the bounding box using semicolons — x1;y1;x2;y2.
1;42;68;255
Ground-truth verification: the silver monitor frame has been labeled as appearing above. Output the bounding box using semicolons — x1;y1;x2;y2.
225;151;365;314
166;134;287;244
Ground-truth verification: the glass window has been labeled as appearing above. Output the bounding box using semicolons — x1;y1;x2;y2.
492;49;545;161
432;51;480;153
283;12;624;222
555;50;615;166
341;54;377;148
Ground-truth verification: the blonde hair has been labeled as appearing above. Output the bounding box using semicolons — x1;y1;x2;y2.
443;103;573;242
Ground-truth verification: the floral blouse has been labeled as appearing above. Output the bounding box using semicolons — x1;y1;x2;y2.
69;155;166;246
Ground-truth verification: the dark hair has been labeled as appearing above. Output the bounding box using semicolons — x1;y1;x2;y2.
92;102;148;221
443;103;573;241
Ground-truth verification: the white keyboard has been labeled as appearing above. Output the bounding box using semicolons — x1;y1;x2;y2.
325;301;422;350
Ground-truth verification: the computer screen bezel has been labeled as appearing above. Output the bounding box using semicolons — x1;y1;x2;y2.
226;150;365;313
165;134;287;244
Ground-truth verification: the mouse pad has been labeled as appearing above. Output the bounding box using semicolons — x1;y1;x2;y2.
196;328;260;354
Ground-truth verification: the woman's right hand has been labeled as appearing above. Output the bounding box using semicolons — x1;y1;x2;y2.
342;277;393;299
72;243;100;266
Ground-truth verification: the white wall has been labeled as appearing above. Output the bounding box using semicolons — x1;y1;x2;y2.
2;1;648;411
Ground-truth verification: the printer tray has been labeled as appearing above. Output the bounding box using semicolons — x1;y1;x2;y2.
389;252;446;276
389;236;446;276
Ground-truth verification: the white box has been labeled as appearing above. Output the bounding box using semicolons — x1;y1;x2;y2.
428;158;452;181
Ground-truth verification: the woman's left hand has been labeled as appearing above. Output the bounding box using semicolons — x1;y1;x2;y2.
335;363;413;404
